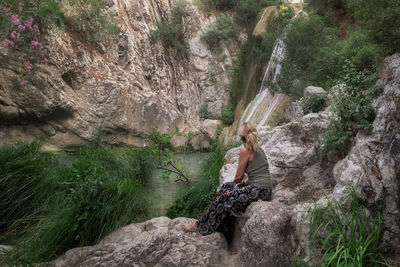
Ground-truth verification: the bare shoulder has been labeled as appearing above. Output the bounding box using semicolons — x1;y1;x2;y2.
239;146;250;155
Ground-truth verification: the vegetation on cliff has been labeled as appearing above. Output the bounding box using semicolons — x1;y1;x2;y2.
273;0;399;159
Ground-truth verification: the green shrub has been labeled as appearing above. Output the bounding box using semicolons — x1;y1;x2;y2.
322;61;381;159
309;189;389;266
151;0;194;57
218;107;235;125
278;2;294;22
285;14;332;71
61;0;118;44
201;13;238;53
312;28;382;88
167;140;226;218
303;94;327;114
199;105;212;120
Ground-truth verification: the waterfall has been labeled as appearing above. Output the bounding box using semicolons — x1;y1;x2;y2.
238;9;303;129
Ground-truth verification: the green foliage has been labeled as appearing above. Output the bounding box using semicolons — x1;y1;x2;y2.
218;107;235;125
0;0;64;30
18;160;148;262
313;28;382;88
0;141;152;264
151;0;193;57
303;93;327;114
309;189;389;266
201;13;238;53
278;2;294;23
145;128;192;182
233;0;277;26
0;140;54;229
61;0;118;44
355;0;400;55
167;140;226;218
322;61;381;159
285;14;333;71
199;105;212;120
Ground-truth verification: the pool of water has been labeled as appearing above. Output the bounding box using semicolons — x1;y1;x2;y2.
146;152;208;218
55;151;208;218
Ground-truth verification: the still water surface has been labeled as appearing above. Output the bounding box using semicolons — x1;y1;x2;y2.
146;152;208;217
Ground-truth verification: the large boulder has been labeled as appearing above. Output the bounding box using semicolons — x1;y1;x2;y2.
239;202;297;267
53;217;229;266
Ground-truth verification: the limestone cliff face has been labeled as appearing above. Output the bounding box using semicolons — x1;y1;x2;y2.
0;0;237;149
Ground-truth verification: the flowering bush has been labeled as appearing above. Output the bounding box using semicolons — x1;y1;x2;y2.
0;5;49;86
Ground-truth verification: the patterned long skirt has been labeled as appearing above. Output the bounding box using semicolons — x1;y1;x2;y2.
196;182;272;235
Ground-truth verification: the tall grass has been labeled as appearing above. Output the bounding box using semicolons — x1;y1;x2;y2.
309;189;390;266
0;141;152;264
0;140;55;230
167;141;226;219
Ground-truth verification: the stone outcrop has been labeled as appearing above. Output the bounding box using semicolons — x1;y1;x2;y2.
53;217;229;266
331;54;400;247
0;0;239;149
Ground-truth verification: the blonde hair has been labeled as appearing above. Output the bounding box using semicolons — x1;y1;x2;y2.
238;122;258;153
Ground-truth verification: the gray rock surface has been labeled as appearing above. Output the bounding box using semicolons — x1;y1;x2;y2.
0;0;239;149
303;86;327;98
53;217;229;266
239;202;297;267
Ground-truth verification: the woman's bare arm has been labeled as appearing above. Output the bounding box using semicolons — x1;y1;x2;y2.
234;146;250;183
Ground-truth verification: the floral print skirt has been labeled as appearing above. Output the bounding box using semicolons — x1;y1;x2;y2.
196;182;272;235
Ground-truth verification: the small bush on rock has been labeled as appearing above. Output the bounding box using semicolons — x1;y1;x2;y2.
201;13;238;53
218;107;235;125
303;94;327;114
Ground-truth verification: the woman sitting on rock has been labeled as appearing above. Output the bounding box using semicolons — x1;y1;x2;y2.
184;122;272;235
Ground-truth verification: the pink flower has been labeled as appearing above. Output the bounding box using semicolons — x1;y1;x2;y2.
20;80;28;86
10;30;20;39
33;24;40;34
18;25;26;31
2;39;14;47
43;58;49;63
3;7;11;12
25;18;33;29
31;40;40;47
26;61;33;68
30;56;34;60
11;14;20;25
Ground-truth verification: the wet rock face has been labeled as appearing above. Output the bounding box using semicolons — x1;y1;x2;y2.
53;217;229;267
0;0;236;148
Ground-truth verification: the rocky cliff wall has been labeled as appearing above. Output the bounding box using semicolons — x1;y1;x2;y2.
0;0;238;149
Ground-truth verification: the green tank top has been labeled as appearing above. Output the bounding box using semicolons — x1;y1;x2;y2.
245;148;270;189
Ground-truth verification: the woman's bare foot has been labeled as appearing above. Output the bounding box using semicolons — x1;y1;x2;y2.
183;223;198;232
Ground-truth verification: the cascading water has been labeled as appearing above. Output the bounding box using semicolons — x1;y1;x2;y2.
239;9;304;130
